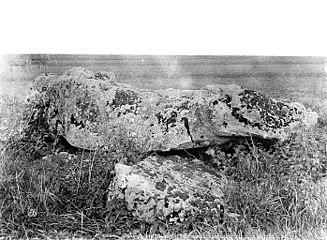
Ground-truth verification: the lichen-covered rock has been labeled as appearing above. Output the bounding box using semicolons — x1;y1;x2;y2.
30;67;319;151
107;155;225;223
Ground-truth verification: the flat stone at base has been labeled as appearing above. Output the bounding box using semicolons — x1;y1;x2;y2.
108;155;225;224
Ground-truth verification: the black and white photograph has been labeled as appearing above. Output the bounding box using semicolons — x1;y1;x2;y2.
1;1;327;239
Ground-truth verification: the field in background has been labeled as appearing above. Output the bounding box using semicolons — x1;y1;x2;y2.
1;55;327;98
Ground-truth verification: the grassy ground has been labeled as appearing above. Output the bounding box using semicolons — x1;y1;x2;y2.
1;76;327;239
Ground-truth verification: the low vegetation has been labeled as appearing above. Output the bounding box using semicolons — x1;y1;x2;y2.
1;86;327;240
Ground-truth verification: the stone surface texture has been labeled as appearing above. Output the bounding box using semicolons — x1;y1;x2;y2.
30;67;319;151
107;155;225;223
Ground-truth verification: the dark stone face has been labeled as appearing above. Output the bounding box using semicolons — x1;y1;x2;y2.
109;89;142;118
110;89;141;108
155;110;179;132
219;94;232;107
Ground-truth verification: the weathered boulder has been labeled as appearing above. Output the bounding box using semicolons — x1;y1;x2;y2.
107;155;225;224
30;67;319;151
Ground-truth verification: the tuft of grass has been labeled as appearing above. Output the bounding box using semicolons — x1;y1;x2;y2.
210;124;327;235
0;94;28;147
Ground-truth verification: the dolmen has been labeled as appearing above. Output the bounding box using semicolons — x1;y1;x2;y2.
27;67;318;224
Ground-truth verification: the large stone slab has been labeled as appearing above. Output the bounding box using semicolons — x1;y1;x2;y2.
107;155;225;224
30;67;319;151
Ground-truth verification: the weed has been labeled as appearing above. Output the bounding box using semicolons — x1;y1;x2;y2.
210;125;327;235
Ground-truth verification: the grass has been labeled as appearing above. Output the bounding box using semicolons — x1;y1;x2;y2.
1;82;327;239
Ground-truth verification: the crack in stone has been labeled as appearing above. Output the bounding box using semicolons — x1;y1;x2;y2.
181;117;194;142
